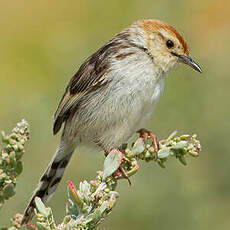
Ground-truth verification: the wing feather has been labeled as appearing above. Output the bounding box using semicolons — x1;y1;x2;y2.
53;31;134;135
53;41;117;135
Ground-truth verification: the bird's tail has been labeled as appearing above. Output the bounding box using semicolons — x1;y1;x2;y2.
21;143;74;225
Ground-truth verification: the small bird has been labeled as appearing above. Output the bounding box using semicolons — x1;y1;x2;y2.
22;19;202;224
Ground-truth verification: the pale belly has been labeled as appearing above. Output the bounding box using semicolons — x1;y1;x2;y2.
100;77;165;148
65;51;166;150
70;76;165;150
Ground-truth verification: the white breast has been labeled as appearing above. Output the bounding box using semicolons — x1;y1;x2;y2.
110;48;165;119
71;49;166;149
93;49;166;147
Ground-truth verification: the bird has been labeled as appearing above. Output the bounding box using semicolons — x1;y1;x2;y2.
22;19;202;224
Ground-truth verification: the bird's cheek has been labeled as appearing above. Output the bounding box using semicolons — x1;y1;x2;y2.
166;58;179;72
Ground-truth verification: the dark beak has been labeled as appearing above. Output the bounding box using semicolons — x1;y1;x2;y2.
171;52;202;73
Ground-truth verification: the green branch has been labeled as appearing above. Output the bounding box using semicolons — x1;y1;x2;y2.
0;120;30;209
1;121;201;229
25;131;200;230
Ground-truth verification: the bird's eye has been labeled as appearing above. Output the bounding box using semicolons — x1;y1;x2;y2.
166;40;174;49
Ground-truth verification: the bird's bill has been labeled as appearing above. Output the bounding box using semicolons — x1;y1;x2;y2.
171;52;202;73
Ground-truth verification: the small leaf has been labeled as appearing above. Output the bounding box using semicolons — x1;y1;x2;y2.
157;160;166;168
144;151;152;159
103;149;123;180
157;147;171;159
63;215;71;224
179;156;187;166
107;193;118;210
84;213;94;224
127;164;140;177
79;181;91;202
180;135;190;140
3;183;15;199
9;151;16;163
167;131;177;140
189;150;199;157
34;197;48;217
84;210;101;225
66;198;79;217
67;180;82;206
131;138;145;156
15;161;23;176
91;209;101;222
100;201;108;214
171;141;187;150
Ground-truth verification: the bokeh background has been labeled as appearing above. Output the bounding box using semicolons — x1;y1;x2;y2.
1;0;230;229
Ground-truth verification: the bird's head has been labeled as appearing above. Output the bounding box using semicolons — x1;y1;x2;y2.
133;19;202;74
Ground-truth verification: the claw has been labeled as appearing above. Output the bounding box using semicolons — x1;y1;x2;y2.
137;128;159;160
119;166;131;185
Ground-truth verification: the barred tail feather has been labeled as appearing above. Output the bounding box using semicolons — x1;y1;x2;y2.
22;144;74;225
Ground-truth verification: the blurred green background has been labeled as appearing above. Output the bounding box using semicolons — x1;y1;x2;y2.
1;0;230;229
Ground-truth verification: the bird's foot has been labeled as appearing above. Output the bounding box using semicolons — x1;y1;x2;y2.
137;128;159;160
114;165;131;185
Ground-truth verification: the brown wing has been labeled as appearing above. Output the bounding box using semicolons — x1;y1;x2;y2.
53;41;120;135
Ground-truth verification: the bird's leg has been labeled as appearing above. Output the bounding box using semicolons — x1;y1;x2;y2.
103;147;131;185
137;128;159;160
115;165;131;186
